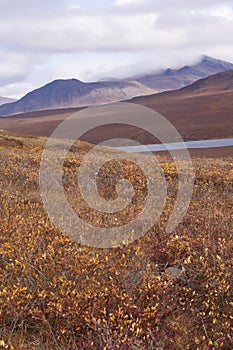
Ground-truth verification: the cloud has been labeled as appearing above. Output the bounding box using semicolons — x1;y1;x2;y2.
0;51;35;86
0;0;71;16
0;0;233;97
114;0;233;12
1;10;231;53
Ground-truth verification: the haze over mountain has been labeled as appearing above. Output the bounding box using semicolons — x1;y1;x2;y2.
0;55;233;117
131;69;233;101
0;97;16;106
133;55;233;91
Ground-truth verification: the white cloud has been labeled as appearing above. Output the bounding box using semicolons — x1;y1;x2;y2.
115;0;144;6
0;12;188;53
0;52;36;86
0;0;233;97
114;0;233;12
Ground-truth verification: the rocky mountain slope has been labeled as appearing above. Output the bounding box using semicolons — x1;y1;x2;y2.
0;79;155;116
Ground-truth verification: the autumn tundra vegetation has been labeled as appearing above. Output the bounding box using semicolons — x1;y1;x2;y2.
0;131;232;349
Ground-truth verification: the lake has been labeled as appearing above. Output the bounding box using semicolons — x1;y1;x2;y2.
115;138;233;153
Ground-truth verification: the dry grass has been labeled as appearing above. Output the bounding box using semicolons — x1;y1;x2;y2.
0;132;232;349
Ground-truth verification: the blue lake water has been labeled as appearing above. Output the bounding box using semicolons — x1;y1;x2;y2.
115;138;233;153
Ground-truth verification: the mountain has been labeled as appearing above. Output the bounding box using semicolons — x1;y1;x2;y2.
133;55;233;91
0;55;233;117
0;79;155;117
0;96;16;106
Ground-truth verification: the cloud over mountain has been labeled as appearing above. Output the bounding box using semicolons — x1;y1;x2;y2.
1;0;233;98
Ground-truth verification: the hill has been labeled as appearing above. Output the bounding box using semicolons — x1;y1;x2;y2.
175;69;233;96
128;69;233;143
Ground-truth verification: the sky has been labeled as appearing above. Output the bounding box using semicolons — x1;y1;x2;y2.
1;0;233;98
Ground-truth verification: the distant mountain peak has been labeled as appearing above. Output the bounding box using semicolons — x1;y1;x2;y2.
197;55;233;70
201;55;215;61
45;78;85;86
200;55;224;62
133;55;233;91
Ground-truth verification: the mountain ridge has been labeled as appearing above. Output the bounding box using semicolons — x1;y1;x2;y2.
132;55;233;91
0;79;155;116
130;69;233;102
0;55;233;117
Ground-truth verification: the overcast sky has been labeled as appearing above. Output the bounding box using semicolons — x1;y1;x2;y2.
1;0;233;98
